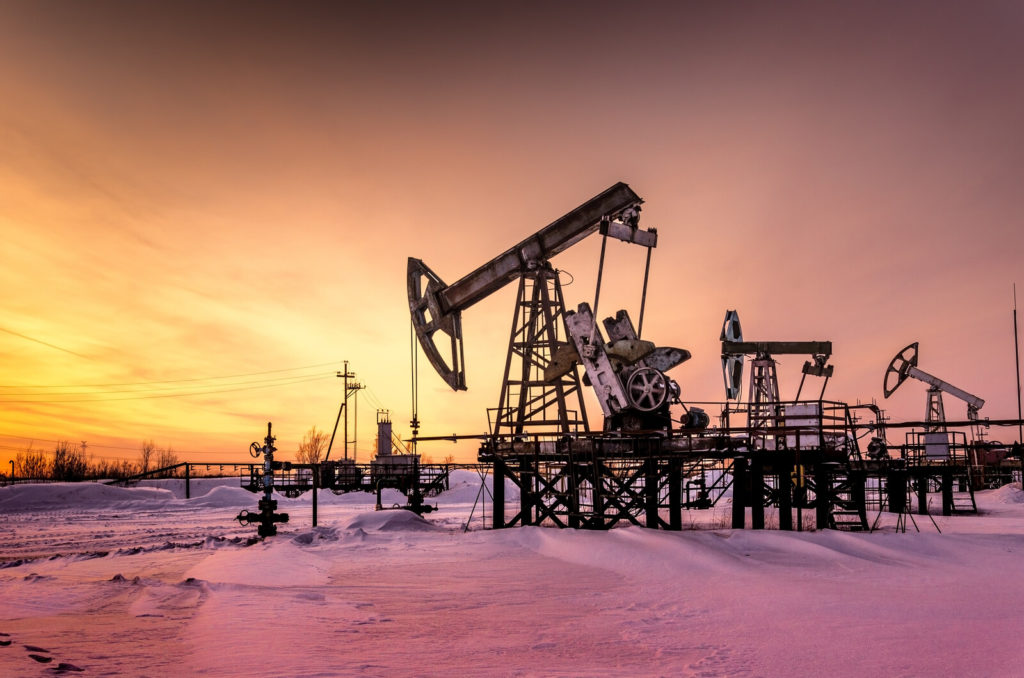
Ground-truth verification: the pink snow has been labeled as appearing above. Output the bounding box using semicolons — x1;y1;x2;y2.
1;473;1023;676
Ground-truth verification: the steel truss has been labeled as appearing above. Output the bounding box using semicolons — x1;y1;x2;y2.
491;264;588;437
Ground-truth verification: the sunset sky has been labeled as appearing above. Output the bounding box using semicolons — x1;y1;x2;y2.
1;1;1022;468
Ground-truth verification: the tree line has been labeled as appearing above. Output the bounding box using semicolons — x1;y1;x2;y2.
8;440;180;481
5;424;447;482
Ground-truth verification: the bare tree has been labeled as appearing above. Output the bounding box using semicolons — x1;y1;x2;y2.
296;426;328;464
156;446;180;477
52;440;88;481
14;444;50;479
88;456;123;480
118;458;138;478
139;440;156;475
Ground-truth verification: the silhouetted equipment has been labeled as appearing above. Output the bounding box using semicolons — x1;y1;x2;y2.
409;182;647;390
237;422;289;537
719;310;834;449
558;304;692;431
408;182;692;434
883;342;985;433
370;409;424;505
866;436;889;460
396;187;1019;535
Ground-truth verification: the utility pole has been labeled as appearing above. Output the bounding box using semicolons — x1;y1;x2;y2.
324;361;370;461
1015;284;1022;444
326;361;356;461
342;363;349;460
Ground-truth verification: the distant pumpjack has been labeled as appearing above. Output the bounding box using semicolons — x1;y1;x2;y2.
883;342;985;434
720;310;834;446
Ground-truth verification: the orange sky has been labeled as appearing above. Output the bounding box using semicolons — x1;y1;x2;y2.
1;1;1023;467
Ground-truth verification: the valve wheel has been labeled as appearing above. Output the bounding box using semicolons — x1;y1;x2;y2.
626;367;669;412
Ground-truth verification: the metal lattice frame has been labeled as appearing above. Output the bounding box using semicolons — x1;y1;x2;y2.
492;265;588;437
747;357;781;447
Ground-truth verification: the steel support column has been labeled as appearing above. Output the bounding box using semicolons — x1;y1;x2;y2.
493;457;506;529
732;457;747;529
777;453;793;531
751;456;765;530
668;460;682;530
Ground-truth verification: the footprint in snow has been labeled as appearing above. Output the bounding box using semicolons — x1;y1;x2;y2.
52;662;86;673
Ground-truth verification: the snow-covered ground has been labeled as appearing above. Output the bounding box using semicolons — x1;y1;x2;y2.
2;470;1024;677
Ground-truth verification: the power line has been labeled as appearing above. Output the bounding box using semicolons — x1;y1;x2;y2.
0;370;336;397
0;437;247;461
0;360;342;389
0;326;89;359
0;434;202;453
0;374;332;403
364;385;388;411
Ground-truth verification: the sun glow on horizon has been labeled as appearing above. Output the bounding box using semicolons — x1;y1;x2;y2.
2;2;1023;470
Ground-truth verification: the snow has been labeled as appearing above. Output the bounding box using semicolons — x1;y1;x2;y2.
2;478;1024;676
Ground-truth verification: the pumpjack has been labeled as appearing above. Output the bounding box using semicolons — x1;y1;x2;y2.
408;182;695;435
720;309;835;450
884;342;985;435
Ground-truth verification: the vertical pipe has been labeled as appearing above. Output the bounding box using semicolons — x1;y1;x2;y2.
917;471;929;515
852;470;867;527
814;463;830;529
668;459;682;531
731;457;747;529
796;459;804;532
778;453;793;531
1014;283;1022;444
493;458;505;529
519;456;532;527
644;456;659;529
751;457;765;530
264;422;273;508
941;467;953;517
568;461;581;530
312;465;318;527
887;468;907;514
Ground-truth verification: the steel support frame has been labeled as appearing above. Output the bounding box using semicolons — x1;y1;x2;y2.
493;265;589;437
